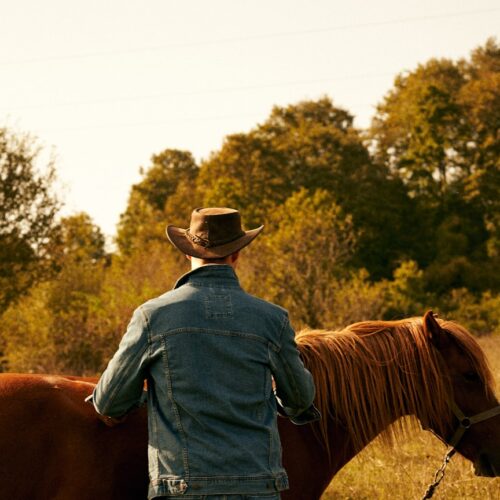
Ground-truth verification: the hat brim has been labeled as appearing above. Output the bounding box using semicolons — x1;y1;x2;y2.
166;225;264;259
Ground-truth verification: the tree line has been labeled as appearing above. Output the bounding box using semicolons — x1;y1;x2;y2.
1;39;498;374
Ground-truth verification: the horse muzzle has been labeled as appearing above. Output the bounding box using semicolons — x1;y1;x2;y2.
474;453;500;477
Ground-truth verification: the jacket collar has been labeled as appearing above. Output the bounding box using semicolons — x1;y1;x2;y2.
173;264;240;289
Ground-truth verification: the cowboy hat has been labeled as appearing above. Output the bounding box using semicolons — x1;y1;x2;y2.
166;207;263;259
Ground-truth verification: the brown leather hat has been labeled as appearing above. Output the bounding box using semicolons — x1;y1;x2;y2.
166;207;264;259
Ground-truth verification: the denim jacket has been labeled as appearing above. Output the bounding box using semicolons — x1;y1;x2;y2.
91;265;318;499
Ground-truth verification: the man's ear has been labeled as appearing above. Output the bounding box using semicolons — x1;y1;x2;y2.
423;310;450;350
185;255;192;261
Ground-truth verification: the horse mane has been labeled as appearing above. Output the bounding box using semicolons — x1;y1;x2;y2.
296;317;495;456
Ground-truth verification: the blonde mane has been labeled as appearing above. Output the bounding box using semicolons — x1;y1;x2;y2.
296;317;495;456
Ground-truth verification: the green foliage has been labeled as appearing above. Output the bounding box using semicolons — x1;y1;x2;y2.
0;283;57;373
199;98;369;224
323;269;388;328
441;289;500;336
44;214;108;373
371;59;466;199
371;39;500;291
240;189;356;329
200;97;415;278
51;212;107;267
91;242;185;363
385;261;428;318
0;214;108;374
459;38;500;216
256;98;372;209
3;40;500;376
0;128;60;312
116;149;199;254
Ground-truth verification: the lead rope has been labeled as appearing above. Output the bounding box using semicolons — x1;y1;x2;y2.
421;448;456;499
420;401;500;499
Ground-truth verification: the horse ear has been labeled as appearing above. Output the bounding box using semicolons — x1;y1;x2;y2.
423;310;449;350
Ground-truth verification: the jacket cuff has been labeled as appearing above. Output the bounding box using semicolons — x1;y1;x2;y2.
85;389;147;413
276;400;321;425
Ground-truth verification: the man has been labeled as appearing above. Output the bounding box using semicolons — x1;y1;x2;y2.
90;207;319;499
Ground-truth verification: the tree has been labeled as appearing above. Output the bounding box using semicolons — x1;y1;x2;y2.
459;39;500;289
370;39;500;291
0;128;60;312
459;38;500;215
239;189;356;329
199;98;415;278
371;39;499;214
371;59;466;201
198;98;370;226
0;213;108;374
51;212;107;267
116;149;199;254
0;282;56;373
91;241;184;364
46;214;108;373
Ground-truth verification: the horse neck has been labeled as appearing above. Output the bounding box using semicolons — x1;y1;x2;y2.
320;346;437;473
323;404;406;476
297;324;454;488
281;411;405;499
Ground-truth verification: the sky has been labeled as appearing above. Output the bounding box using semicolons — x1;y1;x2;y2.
1;1;499;240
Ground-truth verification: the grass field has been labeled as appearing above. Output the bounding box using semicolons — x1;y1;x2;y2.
321;336;500;499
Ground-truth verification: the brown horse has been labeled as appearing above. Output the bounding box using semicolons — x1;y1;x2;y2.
0;312;498;499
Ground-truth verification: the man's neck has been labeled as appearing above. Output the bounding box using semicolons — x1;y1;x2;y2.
190;260;235;271
189;254;238;271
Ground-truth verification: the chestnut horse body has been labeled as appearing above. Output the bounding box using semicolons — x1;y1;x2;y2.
0;313;498;499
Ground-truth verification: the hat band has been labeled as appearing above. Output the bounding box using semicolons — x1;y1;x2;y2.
185;229;245;248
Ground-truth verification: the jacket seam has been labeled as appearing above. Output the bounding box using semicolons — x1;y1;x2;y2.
103;343;149;413
161;335;190;480
280;351;301;405
153;327;271;346
154;473;286;481
102;312;149;414
275;315;301;403
139;305;153;345
186;281;241;289
276;313;290;353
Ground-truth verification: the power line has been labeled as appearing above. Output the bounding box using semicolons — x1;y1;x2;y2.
0;7;498;66
31;112;267;134
16;99;377;135
0;72;393;112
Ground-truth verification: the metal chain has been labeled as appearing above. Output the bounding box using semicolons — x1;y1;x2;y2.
418;369;500;499
421;448;456;499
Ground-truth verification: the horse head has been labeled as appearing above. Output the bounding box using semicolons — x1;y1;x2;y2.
296;313;500;482
422;310;500;477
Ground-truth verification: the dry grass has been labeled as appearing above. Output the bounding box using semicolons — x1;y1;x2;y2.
321;335;500;499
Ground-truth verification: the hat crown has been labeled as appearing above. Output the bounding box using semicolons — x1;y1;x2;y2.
188;208;245;248
166;207;263;258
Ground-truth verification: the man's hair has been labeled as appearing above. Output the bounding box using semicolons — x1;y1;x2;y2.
201;257;229;264
198;252;239;265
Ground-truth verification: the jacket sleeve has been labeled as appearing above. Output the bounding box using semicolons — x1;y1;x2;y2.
90;307;150;418
269;312;320;425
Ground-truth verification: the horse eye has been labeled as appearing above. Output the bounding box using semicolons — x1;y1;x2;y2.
463;371;480;383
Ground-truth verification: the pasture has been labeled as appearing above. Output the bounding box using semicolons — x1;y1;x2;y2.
323;335;500;499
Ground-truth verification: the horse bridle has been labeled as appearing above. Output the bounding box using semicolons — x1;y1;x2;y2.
447;400;500;450
421;399;500;499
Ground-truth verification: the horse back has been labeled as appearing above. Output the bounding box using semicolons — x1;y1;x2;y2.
0;373;148;500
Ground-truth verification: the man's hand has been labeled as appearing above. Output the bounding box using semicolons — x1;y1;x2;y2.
96;413;127;427
85;393;127;427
